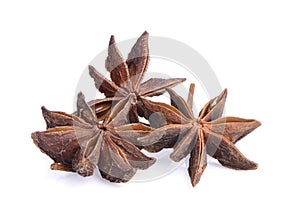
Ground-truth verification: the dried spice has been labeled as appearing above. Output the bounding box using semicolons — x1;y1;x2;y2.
31;31;261;187
139;84;261;186
32;93;155;182
88;31;185;122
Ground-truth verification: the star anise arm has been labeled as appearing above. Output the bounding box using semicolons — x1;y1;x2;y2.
138;124;189;152
138;98;186;125
166;87;194;119
139;78;186;97
42;106;93;130
79;132;101;162
136;101;167;128
50;163;75;172
32;94;99;174
126;31;149;90
106;96;133;127
41;106;75;129
110;134;156;169
114;123;151;132
206;117;261;143
72;132;104;177
76;92;98;124
129;103;139;123
188;129;207;187
105;35;132;89
170;126;198;162
187;83;195;110
204;128;258;170
98;136;136;183
31;127;80;171
72;149;96;177
88;98;113;121
198;89;227;122
89;65;125;97
114;123;151;146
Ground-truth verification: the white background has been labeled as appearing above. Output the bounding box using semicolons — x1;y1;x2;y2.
0;0;299;215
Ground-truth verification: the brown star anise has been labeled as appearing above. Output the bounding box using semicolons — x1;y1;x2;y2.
32;92;155;183
31;31;262;187
88;31;186;122
138;84;261;186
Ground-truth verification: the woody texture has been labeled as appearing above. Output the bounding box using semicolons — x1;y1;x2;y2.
31;31;261;186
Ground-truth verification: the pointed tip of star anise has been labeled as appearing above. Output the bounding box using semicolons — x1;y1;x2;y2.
41;106;50;121
41;105;48;113
88;64;95;73
219;159;258;170
77;91;85;99
138;31;149;42
252;120;262;131
31;132;40;151
190;171;204;187
142;30;149;36
217;88;228;103
32;32;261;187
76;91;87;111
109;35;116;45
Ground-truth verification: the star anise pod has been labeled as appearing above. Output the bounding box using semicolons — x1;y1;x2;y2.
88;31;186;122
31;93;155;183
138;84;261;186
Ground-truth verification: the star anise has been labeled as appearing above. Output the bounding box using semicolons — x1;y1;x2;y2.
138;84;261;186
88;31;186;122
31;31;262;187
31;93;155;183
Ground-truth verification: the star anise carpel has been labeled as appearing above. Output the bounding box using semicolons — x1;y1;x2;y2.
31;31;261;187
32;92;155;183
88;31;186;122
139;84;261;186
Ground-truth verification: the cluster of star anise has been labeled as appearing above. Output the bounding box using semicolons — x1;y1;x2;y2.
31;31;261;186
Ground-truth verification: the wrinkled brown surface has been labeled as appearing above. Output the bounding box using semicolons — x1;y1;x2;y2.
32;93;155;183
89;31;185;122
32;31;261;187
139;84;261;187
32;127;80;172
32;105;96;172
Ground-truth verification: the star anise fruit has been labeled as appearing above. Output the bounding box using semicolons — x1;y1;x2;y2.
138;84;261;186
31;92;155;183
31;31;261;187
88;31;186;122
